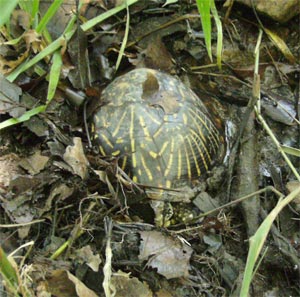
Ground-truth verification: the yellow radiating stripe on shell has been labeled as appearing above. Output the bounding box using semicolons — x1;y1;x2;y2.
149;151;158;158
180;135;191;179
129;105;134;138
91;123;95;133
121;156;127;170
177;146;182;180
188;107;219;151
100;133;114;149
145;110;161;125
112;109;128;137
133;176;138;182
112;150;120;156
141;155;153;181
190;129;211;164
166;180;171;188
190;133;209;170
159;141;169;156
189;110;206;143
183;113;188;125
93;114;100;125
153;127;163;139
116;138;124;144
139;116;151;138
186;136;201;176
164;138;175;177
131;139;137;168
99;146;106;156
178;86;186;100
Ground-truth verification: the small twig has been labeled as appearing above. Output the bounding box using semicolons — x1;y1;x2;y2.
103;217;113;297
84;100;92;148
255;109;300;180
172;186;283;232
0;219;45;228
125;14;200;49
50;200;97;260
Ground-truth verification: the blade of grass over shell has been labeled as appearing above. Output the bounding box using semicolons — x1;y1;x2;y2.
196;0;212;61
81;0;139;32
210;0;222;69
240;186;300;296
115;1;130;71
0;0;18;27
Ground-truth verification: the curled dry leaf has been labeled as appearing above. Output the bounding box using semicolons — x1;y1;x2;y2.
19;150;49;175
0;153;21;193
139;231;193;279
74;245;101;272
38;183;74;217
94;169;119;197
0;74;25;117
111;270;152;297
23;29;42;53
40;270;97;297
63;137;89;180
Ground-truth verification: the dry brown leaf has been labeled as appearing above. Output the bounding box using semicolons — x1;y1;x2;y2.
0;153;21;193
43;270;98;297
264;28;296;64
19;150;49;175
0;50;29;74
0;74;25;117
74;245;101;272
94;169;116;196
139;231;193;279
156;289;174;297
63;137;89;179
11;10;31;31
38;183;74;217
111;270;152;297
23;29;41;53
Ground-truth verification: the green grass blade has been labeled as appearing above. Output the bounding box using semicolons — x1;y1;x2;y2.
281;145;300;157
0;0;19;28
196;0;212;61
210;0;222;68
81;0;139;32
6;29;75;82
47;49;62;103
0;105;46;130
19;0;40;25
0;246;19;292
115;2;130;71
36;0;63;34
240;186;300;296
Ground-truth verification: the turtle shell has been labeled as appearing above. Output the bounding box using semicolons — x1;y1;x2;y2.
93;68;224;198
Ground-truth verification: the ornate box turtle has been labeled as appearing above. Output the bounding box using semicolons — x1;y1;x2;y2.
93;68;224;201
